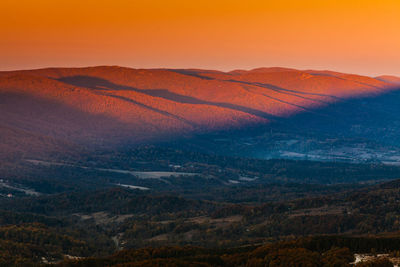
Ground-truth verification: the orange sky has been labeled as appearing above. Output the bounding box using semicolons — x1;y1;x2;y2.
1;0;399;76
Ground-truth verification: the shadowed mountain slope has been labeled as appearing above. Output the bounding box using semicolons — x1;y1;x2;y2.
0;66;398;159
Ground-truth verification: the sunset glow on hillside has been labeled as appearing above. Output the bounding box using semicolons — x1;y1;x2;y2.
1;0;399;75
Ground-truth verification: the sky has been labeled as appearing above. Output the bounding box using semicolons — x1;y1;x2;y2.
1;0;399;76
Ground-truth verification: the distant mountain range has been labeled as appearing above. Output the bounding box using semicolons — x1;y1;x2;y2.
376;75;400;85
1;66;399;161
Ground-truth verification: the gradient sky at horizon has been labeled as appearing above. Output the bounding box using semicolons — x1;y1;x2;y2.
1;0;399;76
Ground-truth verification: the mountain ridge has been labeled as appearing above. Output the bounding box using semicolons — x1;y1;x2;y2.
376;75;400;85
1;66;399;159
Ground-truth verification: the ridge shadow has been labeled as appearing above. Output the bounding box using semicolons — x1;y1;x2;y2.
57;76;279;121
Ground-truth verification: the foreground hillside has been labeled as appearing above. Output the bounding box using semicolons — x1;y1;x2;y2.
1;66;399;159
1;147;400;265
2;159;400;265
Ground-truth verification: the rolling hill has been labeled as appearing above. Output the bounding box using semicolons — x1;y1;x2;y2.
0;66;397;164
1;66;399;161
